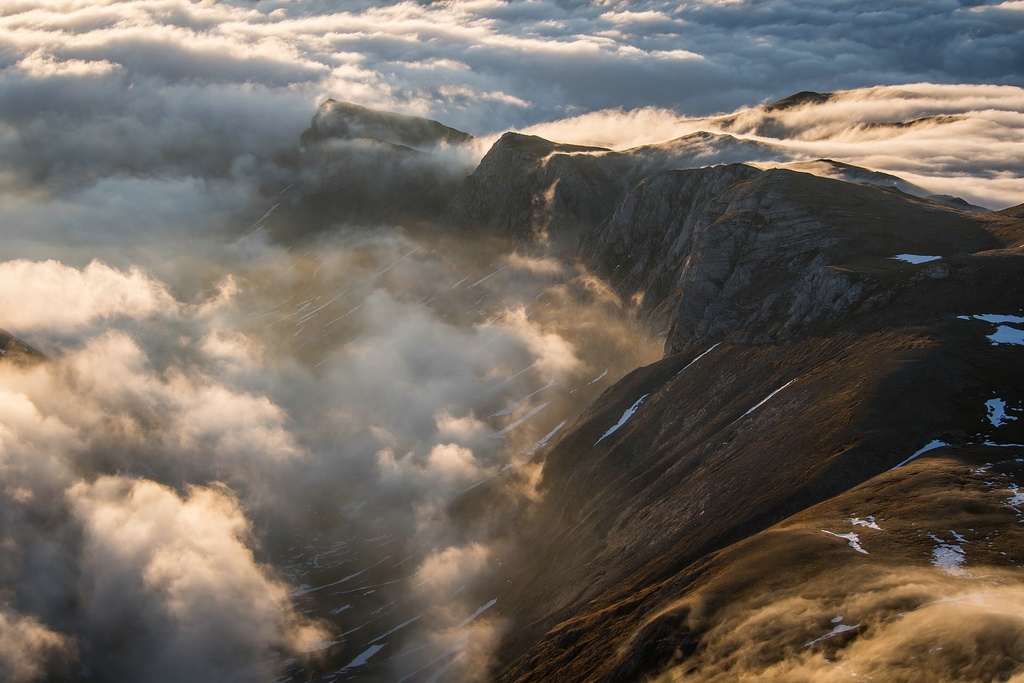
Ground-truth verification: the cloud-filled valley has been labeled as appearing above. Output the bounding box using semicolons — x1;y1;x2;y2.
0;228;663;680
1;1;1023;681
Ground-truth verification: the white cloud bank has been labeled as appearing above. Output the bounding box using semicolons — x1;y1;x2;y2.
521;83;1024;208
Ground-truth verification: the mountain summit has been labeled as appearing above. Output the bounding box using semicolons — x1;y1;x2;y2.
301;99;474;150
270;100;478;238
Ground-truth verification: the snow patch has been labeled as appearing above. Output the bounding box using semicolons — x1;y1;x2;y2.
595;394;650;445
957;314;1024;345
340;644;386;670
367;614;424;645
891;254;941;264
959;314;1024;324
822;530;868;554
805;623;861;647
1007;485;1024;517
489;381;557;418
849;516;882;530
529;420;566;455
292;554;394;596
491;402;550;438
373;244;423;278
674;342;721;377
929;533;968;576
396;634;470;683
468;266;507;289
458;598;497;628
987;398;1016;427
736;379;796;421
891;439;951;469
988;326;1024;346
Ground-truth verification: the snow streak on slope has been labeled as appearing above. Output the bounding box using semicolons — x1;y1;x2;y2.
596;394;650;445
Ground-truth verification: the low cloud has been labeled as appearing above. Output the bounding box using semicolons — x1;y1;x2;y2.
0;609;75;683
0;259;178;333
68;476;329;683
0;231;660;680
520;83;1024;208
2;0;1021;150
404;542;506;682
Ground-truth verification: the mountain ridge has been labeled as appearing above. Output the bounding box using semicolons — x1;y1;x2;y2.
432;102;1024;681
5;92;1023;683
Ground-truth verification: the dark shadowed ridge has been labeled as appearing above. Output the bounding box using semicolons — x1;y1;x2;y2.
439;117;1024;682
763;90;834;111
783;159;990;211
270;100;477;239
1000;202;1024;219
300;99;474;150
443;130;781;249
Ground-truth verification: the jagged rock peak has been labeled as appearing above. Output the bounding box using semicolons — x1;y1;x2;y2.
301;99;474;150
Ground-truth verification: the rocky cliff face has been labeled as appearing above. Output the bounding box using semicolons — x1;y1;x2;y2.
446;131;1012;352
588;165;1008;352
443;132;626;243
442;131;780;247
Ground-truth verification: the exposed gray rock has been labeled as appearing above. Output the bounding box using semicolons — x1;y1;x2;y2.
443;132;625;244
443;132;783;247
585;165;1005;352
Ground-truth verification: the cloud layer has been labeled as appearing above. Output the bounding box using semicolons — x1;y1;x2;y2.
521;83;1024;208
2;0;1021;139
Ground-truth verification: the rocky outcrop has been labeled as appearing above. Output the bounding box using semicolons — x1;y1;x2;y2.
443;132;625;243
442;132;781;246
586;164;1005;352
445;131;1002;354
